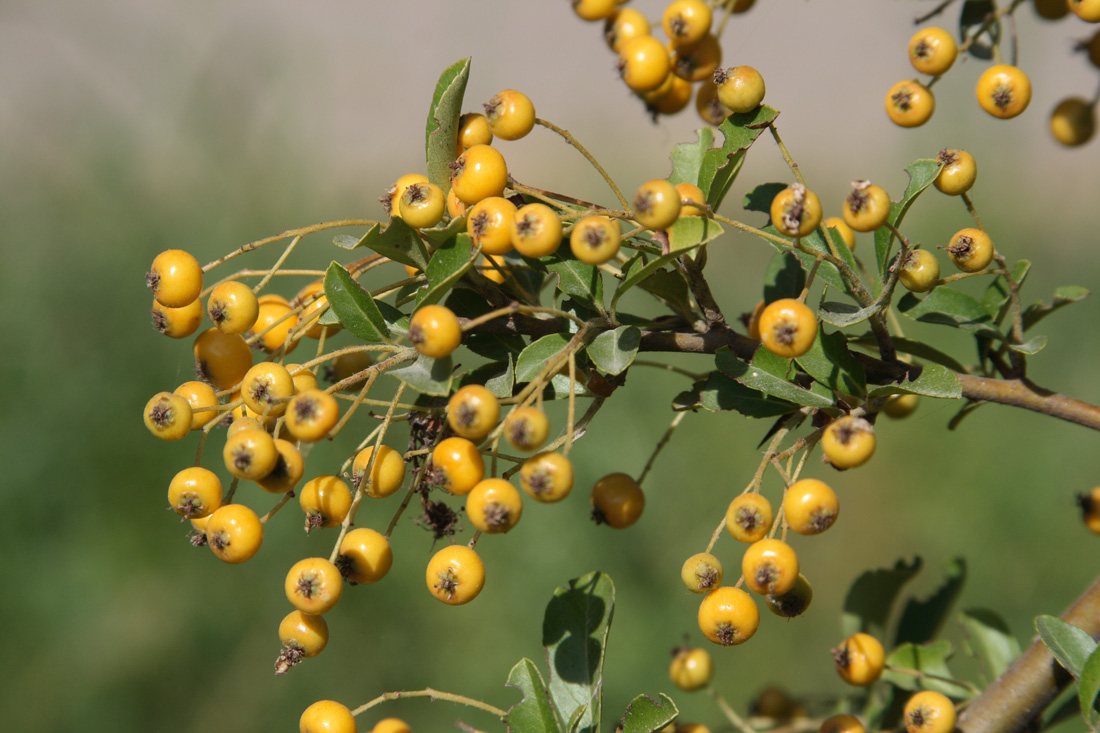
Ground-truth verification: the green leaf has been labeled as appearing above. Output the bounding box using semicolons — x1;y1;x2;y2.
419;214;468;248
743;182;786;214
619;694;678;733
1009;334;1047;355
546;255;603;308
516;334;572;383
981;259;1030;321
873;159;942;277
323;262;391;344
817;300;883;328
464;333;526;362
417;233;476;307
505;658;562;733
763;250;805;303
796;327;866;397
386;353;452;396
459;358;515;399
841;557;923;639
1023;285;1090;331
702;105;779;209
960;609;1021;681
715;347;834;408
860;336;969;374
425;58;470;191
1036;615;1098;680
610;239;707;316
896;558;966;646
961;0;998;60
340;219;431;271
668;127;714;186
1079;645;1100;727
897;287;1002;339
543;572;615;733
867;362;961;400
678;372;798;418
586;327;640;376
637;268;692;317
665;216;724;253
882;640;964;697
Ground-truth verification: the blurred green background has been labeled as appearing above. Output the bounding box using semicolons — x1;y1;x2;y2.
3;1;1099;731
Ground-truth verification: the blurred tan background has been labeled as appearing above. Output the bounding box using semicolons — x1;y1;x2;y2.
2;1;1099;731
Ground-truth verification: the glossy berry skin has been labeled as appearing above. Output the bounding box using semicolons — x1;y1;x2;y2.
824;217;856;251
148;249;203;308
371;719;411;733
226;415;263;438
604;8;650;53
285;389;340;443
883;393;920;418
286;557;344;615
783;478;839;535
249;298;299;354
904;691;956;733
409;304;462;359
258;438;306;494
821;416;876;469
591;472;645;528
152;297;204;339
650;74;693;115
426;545;485;605
480;254;509;284
771;183;822;238
279;610;330;658
669;647;714;691
714;65;766;114
819;714;866;733
696;79;726;125
726;493;773;543
193;328;253;390
444;383;501;440
697;586;759;646
206;503;264;564
144;392;193;441
899;249;941;293
484;89;535;141
294;280;339;340
504;407;550;452
1050;97;1096;147
450;144;507;205
466;478;524;533
338;527;393;584
947;228;995;272
223;427;278;481
758;298;818;358
287;363;318;393
842;181;891;233
520;451;574;502
765;573;814;618
885;80;935;127
976;64;1031;119
386;173;429;218
398;182;445;229
681;552;723;593
664;0;712;45
742;538;799;596
618;35;671;93
241;362;294;418
512;203;563;258
299;475;353;530
934;149;977;195
1079;487;1100;534
168;467;223;519
300;700;357;733
1071;0;1100;22
431;437;485;495
670;34;721;82
457;113;493;153
206;281;259;336
633;179;682;230
833;632;886;686
174;380;219;430
570;216;621;265
467;196;517;255
675;183;706;217
352;445;407;498
908;27;957;76
573;0;617;21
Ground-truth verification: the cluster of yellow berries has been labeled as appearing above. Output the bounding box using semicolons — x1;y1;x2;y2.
300;702;409;733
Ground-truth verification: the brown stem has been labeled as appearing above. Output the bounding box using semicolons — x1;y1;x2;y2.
958;573;1100;732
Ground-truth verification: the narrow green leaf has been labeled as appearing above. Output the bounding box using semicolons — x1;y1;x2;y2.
743;182;786;214
464;333;526;362
586;327;640;375
386;353;452;396
981;259;1030;320
1036;615;1098;680
856;336;969;374
610;240;706;315
817;300;882;328
716;347;834;408
516;334;571;383
1023;285;1090;330
619;693;678;733
546;255;603;307
1079;645;1100;727
459;358;515;400
960;609;1021;681
763;250;805;304
796;327;866;396
425;58;471;190
702;105;779;209
897;287;1002;339
867;362;961;400
416;233;475;307
505;658;562;733
896;558;966;646
342;219;431;271
375;300;410;335
873;159;942;277
419;215;467;248
665;216;724;253
668;127;714;186
841;558;923;639
323;262;391;343
678;372;798;418
1009;334;1047;355
543;572;615;733
637;268;692;316
882;640;965;697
